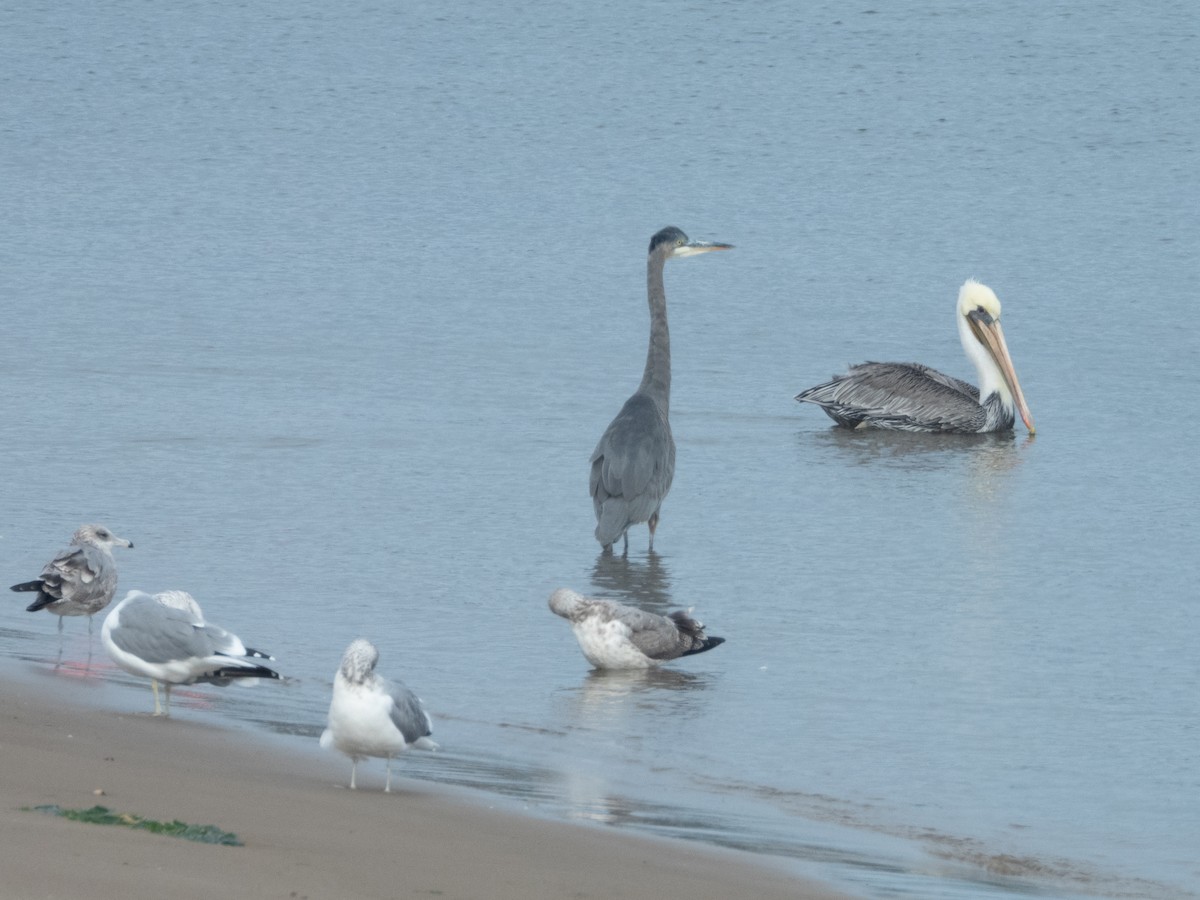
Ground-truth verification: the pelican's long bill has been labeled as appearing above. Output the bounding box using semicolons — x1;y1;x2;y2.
671;239;734;258
968;313;1036;434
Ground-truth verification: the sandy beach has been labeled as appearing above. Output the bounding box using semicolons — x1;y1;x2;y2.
0;671;850;900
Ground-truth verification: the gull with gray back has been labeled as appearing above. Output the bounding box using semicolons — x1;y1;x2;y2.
321;639;438;792
548;587;725;670
10;524;133;632
102;589;279;716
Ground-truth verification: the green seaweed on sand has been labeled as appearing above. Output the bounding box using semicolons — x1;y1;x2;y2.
24;805;242;846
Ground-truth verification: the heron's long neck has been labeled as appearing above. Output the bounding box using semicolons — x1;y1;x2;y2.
638;253;670;410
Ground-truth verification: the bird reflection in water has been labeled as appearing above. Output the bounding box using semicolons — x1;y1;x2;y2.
590;548;673;610
567;668;714;724
806;427;1028;469
801;429;1034;510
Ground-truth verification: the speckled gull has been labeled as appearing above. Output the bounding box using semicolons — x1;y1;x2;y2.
548;588;725;670
320;639;438;792
10;524;133;632
101;590;279;716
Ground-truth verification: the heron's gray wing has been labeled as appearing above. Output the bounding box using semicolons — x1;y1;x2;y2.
590;394;675;539
797;362;985;432
107;594;215;664
385;679;433;744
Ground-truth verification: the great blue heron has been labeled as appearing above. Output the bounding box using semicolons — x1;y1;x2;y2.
320;638;438;791
548;588;725;670
101;590;279;716
795;280;1035;434
590;226;732;552
11;524;133;632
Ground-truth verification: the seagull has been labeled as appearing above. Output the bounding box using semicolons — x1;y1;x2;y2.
320;639;438;792
10;524;133;632
101;590;279;716
548;588;725;670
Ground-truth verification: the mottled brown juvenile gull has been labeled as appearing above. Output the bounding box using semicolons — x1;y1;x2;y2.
10;524;133;632
101;590;279;716
320;639;438;792
548;587;725;670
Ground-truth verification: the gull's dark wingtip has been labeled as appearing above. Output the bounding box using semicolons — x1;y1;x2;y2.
682;635;726;657
25;593;56;612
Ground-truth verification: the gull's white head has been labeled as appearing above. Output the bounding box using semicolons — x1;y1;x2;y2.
72;524;134;551
548;588;586;619
340;638;380;684
155;590;203;616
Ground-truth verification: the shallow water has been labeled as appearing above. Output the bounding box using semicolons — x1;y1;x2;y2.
2;1;1198;897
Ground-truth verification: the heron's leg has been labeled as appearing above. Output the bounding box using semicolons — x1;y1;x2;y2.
648;511;659;550
385;758;393;793
350;761;358;790
164;683;173;717
152;680;163;716
621;531;629;555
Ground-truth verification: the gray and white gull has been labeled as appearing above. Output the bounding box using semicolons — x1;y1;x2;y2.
320;639;438;792
101;589;279;716
548;587;725;670
11;524;133;632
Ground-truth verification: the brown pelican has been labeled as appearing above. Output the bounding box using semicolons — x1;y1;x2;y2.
796;280;1035;434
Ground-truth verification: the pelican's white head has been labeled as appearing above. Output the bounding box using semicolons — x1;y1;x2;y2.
956;280;1035;433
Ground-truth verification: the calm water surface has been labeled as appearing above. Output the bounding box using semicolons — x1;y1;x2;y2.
2;2;1197;898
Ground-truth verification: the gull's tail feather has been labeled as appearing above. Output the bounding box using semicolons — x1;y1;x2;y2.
242;646;274;661
11;580;43;592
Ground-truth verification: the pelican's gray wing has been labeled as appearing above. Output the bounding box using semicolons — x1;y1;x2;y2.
385;679;433;745
590;393;675;544
106;593;217;665
796;362;985;432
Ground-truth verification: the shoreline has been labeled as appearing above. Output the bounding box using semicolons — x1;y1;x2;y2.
0;661;853;900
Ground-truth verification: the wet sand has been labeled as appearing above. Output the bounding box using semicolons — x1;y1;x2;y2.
0;672;852;900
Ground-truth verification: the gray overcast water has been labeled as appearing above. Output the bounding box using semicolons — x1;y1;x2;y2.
2;2;1197;897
